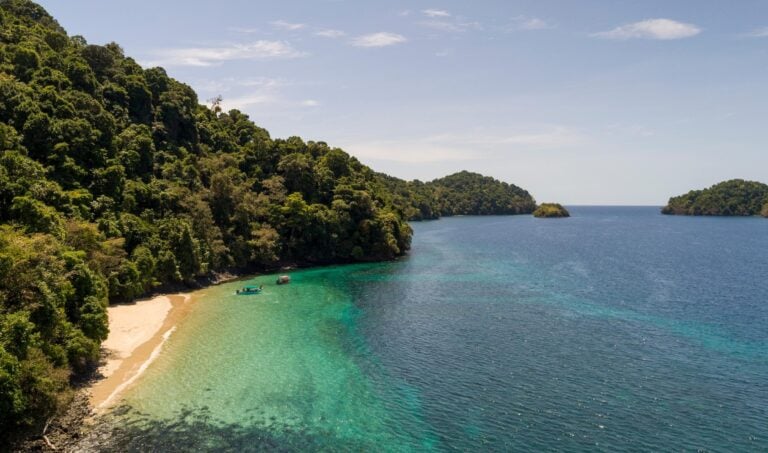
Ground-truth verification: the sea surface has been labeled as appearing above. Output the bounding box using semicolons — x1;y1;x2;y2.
86;207;768;451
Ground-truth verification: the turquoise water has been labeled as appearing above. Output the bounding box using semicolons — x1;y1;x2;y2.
89;207;768;451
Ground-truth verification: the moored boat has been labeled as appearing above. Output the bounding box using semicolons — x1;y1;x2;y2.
236;285;263;295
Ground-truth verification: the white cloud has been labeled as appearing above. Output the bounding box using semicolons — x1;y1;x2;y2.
423;9;451;18
605;123;655;138
745;27;768;38
593;18;701;40
345;141;474;163
417;10;481;33
238;77;285;88
190;76;284;94
212;79;285;110
220;93;279;111
271;20;305;31
351;32;407;48
418;19;481;33
511;16;555;31
315;29;346;38
228;26;260;34
190;77;321;114
144;41;306;67
432;127;587;148
343;127;587;163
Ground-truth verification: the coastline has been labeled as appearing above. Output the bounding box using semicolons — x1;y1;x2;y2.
88;293;194;411
17;265;353;451
88;260;379;410
88;271;250;411
16;290;202;451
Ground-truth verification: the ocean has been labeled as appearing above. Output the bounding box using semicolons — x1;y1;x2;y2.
83;207;768;451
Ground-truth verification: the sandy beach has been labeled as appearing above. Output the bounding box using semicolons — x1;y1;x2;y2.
89;293;196;411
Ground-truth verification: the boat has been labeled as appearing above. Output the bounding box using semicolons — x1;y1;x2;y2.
236;285;263;295
276;275;291;285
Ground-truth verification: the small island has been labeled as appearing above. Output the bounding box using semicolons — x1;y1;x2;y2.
662;179;768;217
533;203;570;218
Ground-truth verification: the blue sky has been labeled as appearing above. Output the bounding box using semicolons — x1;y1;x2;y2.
37;0;768;204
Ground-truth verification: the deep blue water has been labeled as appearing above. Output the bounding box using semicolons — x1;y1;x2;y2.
351;207;768;451
93;207;768;451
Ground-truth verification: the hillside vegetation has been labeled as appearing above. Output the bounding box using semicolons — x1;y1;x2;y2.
379;171;537;220
662;180;768;217
0;0;538;437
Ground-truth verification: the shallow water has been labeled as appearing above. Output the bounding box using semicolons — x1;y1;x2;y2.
89;207;768;451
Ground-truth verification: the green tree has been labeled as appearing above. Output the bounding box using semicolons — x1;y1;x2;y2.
0;0;542;438
10;196;65;237
663;180;768;216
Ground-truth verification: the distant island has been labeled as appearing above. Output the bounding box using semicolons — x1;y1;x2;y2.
662;179;768;217
533;203;570;218
0;0;542;441
379;171;537;221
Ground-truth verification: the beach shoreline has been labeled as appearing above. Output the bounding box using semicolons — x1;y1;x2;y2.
15;289;204;451
17;270;289;450
88;293;195;411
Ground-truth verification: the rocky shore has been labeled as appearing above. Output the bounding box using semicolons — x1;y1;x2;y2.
15;388;93;452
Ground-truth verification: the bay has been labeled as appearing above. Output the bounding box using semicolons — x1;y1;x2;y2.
87;207;768;451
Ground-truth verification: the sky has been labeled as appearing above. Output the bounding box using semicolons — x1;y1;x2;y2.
36;0;768;204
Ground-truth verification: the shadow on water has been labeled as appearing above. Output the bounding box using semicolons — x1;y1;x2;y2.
77;405;373;452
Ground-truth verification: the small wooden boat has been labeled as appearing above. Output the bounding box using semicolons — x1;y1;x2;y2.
236;285;263;295
276;275;291;285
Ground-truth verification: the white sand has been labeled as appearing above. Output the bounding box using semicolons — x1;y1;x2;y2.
98;295;173;378
90;294;196;411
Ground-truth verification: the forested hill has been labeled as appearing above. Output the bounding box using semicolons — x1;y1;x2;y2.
0;0;537;437
662;179;768;217
377;171;537;220
428;171;536;216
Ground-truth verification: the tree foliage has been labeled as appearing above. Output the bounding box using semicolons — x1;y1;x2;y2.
378;171;537;220
533;203;570;218
0;0;409;436
662;180;768;216
0;0;537;437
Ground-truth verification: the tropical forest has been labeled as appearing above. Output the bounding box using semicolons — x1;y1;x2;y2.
0;0;538;438
662;179;768;217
